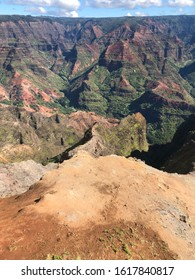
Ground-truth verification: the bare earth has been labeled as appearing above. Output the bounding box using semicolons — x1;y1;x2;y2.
0;151;194;260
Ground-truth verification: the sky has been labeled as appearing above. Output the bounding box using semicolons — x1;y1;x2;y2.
0;0;194;18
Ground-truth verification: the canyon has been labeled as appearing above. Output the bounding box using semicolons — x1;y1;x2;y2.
0;15;195;260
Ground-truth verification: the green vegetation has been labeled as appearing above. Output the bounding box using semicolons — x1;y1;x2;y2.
0;15;195;147
0;99;11;105
78;90;108;115
96;114;148;156
180;60;195;89
46;251;70;260
122;243;131;256
146;115;185;145
0;107;82;163
0;70;8;85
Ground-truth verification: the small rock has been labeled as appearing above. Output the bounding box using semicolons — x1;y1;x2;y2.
179;215;187;223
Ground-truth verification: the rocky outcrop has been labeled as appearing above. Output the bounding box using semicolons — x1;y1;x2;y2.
0;107;120;163
0;106;148;163
0;160;57;198
52;113;148;162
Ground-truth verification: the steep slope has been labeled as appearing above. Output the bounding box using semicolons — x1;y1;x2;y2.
0;15;195;144
163;137;195;174
64;16;195;144
0;107;148;163
132;114;195;174
162;114;195;173
0;151;194;260
0;160;57;198
180;60;195;98
0;107;79;163
53;113;148;162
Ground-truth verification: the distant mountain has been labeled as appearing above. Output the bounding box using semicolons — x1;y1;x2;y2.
0;15;195;145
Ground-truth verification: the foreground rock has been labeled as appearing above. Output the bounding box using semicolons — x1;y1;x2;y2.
0;151;194;260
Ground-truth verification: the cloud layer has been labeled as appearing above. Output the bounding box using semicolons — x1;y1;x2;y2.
6;0;80;17
168;0;194;6
4;0;195;17
85;0;162;9
85;0;194;8
7;0;80;10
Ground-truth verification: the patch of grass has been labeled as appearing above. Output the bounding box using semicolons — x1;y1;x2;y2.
46;251;70;260
75;254;82;260
8;244;18;252
0;100;11;105
122;243;131;256
98;237;105;242
111;245;118;253
52;255;63;260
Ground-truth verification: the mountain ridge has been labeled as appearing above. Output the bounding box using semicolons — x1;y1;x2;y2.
0;107;147;164
0;15;195;145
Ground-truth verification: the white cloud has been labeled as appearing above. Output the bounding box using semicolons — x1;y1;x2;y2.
127;12;132;16
85;0;162;9
60;10;79;17
51;9;79;17
135;11;147;16
7;0;80;10
6;0;81;17
26;6;47;14
168;0;194;6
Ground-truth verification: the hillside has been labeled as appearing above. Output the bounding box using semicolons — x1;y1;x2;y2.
0;15;195;145
132;114;195;174
0;151;194;260
163;114;195;173
0;107;147;163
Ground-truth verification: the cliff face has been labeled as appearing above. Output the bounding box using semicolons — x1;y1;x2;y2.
53;112;148;162
0;107;147;163
0;160;57;198
0;16;195;144
0;107;115;163
131;114;195;174
162;114;195;174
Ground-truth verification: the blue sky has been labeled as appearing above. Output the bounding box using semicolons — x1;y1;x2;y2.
0;0;194;18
